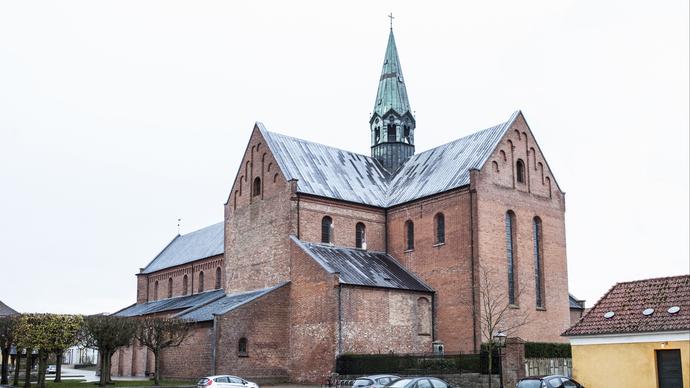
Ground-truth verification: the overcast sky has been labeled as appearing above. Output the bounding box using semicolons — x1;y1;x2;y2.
1;1;688;314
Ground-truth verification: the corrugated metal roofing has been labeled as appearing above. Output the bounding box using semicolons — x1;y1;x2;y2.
113;289;225;317
260;111;520;208
141;222;224;274
176;282;289;322
291;236;433;293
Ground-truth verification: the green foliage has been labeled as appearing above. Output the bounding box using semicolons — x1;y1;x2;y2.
524;342;572;358
335;352;495;375
14;314;82;352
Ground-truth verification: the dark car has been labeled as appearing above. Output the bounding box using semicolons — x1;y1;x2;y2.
516;375;584;388
385;377;453;388
353;375;400;388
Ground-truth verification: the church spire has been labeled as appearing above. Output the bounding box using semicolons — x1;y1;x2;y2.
370;23;415;172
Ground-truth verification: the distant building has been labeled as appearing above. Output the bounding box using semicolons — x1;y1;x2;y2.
569;293;586;325
563;275;690;388
0;301;18;317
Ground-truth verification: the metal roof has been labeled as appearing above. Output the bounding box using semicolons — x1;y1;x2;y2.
291;236;433;293
569;293;585;310
260;111;520;208
113;289;225;317
563;275;690;337
176;282;289;322
372;30;412;118
141;222;224;274
0;301;19;317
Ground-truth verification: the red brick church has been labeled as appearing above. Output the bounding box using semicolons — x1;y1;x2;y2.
113;28;570;383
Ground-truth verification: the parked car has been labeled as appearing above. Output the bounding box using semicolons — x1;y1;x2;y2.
353;375;400;388
385;377;454;388
46;365;57;374
197;375;259;388
516;375;584;388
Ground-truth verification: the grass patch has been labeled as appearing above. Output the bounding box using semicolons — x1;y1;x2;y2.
43;379;193;388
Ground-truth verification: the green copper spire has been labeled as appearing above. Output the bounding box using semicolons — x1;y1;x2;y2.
370;26;415;172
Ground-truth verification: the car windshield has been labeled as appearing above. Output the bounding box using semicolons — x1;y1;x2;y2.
388;379;413;388
354;379;374;387
517;380;542;388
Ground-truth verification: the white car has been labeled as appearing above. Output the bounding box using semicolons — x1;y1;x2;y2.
197;375;259;388
46;365;57;374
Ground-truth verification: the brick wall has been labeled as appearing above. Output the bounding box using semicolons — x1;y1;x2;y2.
139;255;224;302
159;322;214;379
225;126;297;292
474;113;570;343
340;286;433;354
387;190;477;353
215;284;290;381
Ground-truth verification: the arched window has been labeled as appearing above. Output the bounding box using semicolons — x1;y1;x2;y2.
154;281;159;300
238;337;248;356
434;213;445;244
198;271;205;293
533;217;545;308
321;216;333;244
215;267;222;289
182;275;188;295
516;159;526;183
416;297;431;335
405;220;414;250
355;223;366;249
505;211;517;305
168;278;173;298
387;124;396;142
252;177;261;197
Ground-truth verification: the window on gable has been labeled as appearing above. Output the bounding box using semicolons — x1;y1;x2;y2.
355;222;366;249
238;337;248;356
183;275;188;295
321;216;333;244
516;159;526;183
168;278;173;298
434;213;445;244
405;220;414;250
198;271;204;293
505;211;517;305
215;267;222;289
252;177;261;197
533;217;545;308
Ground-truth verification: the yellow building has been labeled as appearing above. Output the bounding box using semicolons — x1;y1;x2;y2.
564;275;689;388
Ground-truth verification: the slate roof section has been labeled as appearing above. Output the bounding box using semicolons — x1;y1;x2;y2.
291;236;433;293
563;275;690;337
0;301;19;317
141;222;224;274
113;289;225;317
569;294;585;310
259;111;520;208
176;282;289;322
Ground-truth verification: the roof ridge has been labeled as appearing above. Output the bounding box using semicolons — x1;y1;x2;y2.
266;130;380;161
179;221;224;237
613;274;690;285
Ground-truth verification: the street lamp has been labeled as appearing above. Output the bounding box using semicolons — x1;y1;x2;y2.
493;331;507;388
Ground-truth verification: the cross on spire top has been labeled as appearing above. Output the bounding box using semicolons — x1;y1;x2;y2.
388;13;394;30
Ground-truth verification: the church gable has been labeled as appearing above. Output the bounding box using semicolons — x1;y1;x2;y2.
481;112;563;199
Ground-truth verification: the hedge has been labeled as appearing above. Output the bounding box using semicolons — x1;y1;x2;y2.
524;342;572;358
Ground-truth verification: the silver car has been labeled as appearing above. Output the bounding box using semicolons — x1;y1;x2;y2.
197;375;259;388
353;375;400;388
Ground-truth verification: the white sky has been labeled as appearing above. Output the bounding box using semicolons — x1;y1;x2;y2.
1;1;688;315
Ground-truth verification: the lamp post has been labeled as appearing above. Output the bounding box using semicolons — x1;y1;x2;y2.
493;331;507;388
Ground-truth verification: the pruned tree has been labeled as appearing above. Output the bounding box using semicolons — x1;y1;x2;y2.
42;315;83;383
478;264;532;388
135;317;191;386
79;315;137;387
0;315;19;385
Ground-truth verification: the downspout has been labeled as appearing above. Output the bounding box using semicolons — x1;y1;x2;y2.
212;316;218;375
469;170;479;353
337;283;343;356
431;292;436;341
296;193;301;239
384;209;389;253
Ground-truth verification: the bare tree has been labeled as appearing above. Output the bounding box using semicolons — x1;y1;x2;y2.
478;264;532;388
135;317;190;386
79;315;137;387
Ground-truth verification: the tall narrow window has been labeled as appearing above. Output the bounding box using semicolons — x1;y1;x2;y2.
355;223;366;249
533;217;545;308
154;281;159;300
434;213;445;244
182;275;188;295
168;278;173;298
505;211;517;305
198;271;205;293
321;216;333;243
516;159;526;183
405;220;414;250
252;177;261;197
215;267;222;289
238;338;248;356
387;124;396;142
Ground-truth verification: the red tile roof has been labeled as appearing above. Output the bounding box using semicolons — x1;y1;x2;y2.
563;275;690;336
